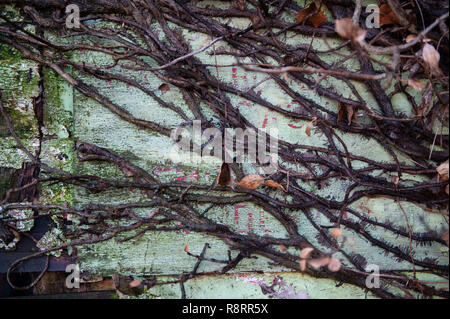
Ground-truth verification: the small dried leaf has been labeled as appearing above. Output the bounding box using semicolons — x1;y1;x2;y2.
299;260;307;272
217;162;232;187
159;83;170;94
120;165;135;177
443;232;449;247
379;4;401;26
184;245;189;252
299;247;314;272
405;34;416;43
331;228;342;239
335;18;366;43
129;280;142;288
308;257;330;269
422;43;441;74
305;117;317;136
327;258;341;272
300;247;314;259
279;244;288;251
346;104;354;125
264;180;286;192
232;0;246;11
295;3;328;28
338;102;356;125
236;174;265;190
436;160;449;182
393;176;400;187
407;78;427;91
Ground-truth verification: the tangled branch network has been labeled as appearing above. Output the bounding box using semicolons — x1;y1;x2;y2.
0;0;448;298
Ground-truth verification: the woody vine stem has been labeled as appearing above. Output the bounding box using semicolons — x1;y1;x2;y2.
0;0;448;298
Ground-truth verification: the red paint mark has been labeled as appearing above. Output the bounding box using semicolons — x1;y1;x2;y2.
232;68;238;87
237;101;252;108
288;124;303;129
262;115;268;129
248;212;253;232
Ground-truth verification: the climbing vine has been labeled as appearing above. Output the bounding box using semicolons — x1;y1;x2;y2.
0;0;448;298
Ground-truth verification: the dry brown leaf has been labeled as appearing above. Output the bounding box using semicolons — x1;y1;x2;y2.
217;162;232;186
443;232;449;247
422;43;441;75
299;247;314;272
184;245;189;252
338;102;356;126
405;34;416;43
159;83;170;94
346;104;354;125
128;280;142;288
295;3;327;28
264;180;286;192
236;174;265;190
379;4;401;26
308;257;331;269
407;78;427;91
279;244;288;251
331;227;342;239
436;160;449;182
335;18;366;43
305;117;317;137
327;258;341;272
446;184;449;195
232;0;246;11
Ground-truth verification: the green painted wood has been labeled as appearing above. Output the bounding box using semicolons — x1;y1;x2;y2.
0;0;448;298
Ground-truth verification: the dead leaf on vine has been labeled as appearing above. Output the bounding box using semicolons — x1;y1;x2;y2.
232;0;246;11
422;43;441;75
436;160;449;182
407;78;427;91
217;162;232;186
327;257;341;272
379;4;401;26
335;18;366;43
338;102;356;126
120;165;136;177
295;3;328;28
300;247;314;272
443;232;449;247
405;34;416;43
129;280;142;288
279;244;288;251
308;257;331;269
331;227;342;239
184;245;189;252
236;174;265;190
159;83;170;94
305;117;317;137
264;180;286;192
